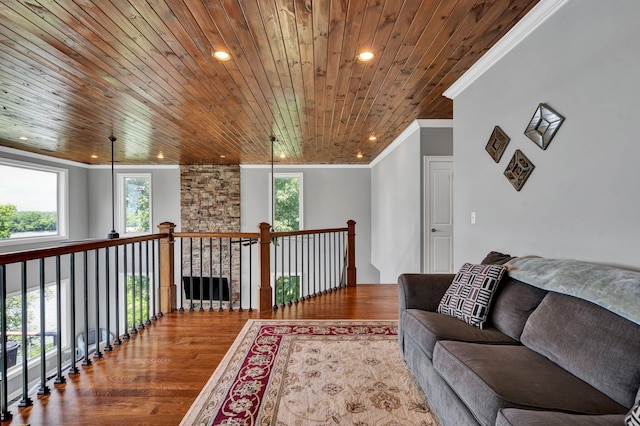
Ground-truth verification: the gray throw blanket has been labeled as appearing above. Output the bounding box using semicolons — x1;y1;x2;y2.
505;257;640;325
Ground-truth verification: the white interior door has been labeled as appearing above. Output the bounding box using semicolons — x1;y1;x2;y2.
424;156;453;273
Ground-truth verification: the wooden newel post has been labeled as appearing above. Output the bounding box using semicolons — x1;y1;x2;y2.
347;220;357;287
258;222;273;312
158;222;176;313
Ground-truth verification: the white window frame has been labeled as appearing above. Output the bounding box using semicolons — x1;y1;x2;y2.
268;172;303;231
0;158;68;246
117;173;152;236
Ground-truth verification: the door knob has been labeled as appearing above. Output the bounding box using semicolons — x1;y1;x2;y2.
431;228;438;232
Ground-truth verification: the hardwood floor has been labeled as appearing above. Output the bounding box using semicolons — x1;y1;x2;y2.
3;285;399;425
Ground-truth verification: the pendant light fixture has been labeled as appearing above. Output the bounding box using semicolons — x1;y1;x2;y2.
270;135;276;231
107;135;119;239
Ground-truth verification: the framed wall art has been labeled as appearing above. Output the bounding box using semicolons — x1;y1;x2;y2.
485;126;510;163
524;103;565;150
504;149;535;191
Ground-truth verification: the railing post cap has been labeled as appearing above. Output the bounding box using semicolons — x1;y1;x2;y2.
158;222;176;228
259;222;271;229
347;219;356;225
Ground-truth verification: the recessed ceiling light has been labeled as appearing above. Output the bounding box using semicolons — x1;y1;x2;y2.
280;152;286;159
90;154;98;159
213;50;231;61
357;51;374;62
357;152;363;158
157;152;164;159
220;154;226;158
368;135;377;141
19;135;28;141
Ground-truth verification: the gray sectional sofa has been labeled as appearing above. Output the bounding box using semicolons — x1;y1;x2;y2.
398;254;640;426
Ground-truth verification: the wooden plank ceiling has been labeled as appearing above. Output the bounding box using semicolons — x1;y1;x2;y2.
0;0;539;165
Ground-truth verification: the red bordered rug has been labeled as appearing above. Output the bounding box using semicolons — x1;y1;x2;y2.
180;320;438;426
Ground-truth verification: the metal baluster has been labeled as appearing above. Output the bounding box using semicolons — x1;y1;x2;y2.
130;243;138;335
300;235;305;301
238;239;243;312
189;238;194;312
228;238;233;312
155;240;163;318
179;238;184;312
0;265;12;421
313;233;317;297
138;242;145;329
248;238;253;312
333;232;337;291
281;236;286;307
114;246;123;345
323;233;328;294
294;234;299;303
68;254;80;374
303;235;308;300
218;238;223;312
208;238;213;312
273;236;278;309
38;258;51;394
54;255;66;384
342;231;346;287
104;248;113;352
145;241;152;325
81;252;92;366
122;245;131;340
19;262;33;406
151;241;158;321
93;250;103;359
198;238;204;312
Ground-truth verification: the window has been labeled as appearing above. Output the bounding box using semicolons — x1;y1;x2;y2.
0;159;67;245
270;173;303;232
118;173;152;235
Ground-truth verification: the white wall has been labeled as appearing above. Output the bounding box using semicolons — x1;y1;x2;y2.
371;124;422;283
452;0;640;269
241;166;379;283
87;166;181;238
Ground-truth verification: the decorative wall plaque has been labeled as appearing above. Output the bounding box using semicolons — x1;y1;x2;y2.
524;103;565;150
485;126;510;163
504;149;535;191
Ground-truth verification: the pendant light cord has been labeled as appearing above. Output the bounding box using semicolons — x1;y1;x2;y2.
107;136;119;239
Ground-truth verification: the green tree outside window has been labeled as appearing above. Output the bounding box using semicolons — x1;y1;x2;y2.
273;176;301;232
123;176;150;233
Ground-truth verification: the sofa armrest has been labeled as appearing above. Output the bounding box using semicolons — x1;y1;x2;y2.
398;273;455;312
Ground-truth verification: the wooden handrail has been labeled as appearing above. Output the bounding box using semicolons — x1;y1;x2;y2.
174;232;259;239
269;227;348;238
0;234;166;266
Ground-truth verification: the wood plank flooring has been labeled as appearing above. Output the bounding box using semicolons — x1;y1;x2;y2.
3;284;399;425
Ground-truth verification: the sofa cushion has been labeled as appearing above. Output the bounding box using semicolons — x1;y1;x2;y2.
401;309;517;358
489;277;547;340
437;263;507;328
481;251;515;265
496;409;625;426
521;292;640;408
433;341;628;426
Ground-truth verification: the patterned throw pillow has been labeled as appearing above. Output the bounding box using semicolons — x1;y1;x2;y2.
437;263;507;329
627;400;640;426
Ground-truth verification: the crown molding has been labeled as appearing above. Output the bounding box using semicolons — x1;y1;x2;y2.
368;119;453;167
90;164;179;170
240;163;370;169
0;145;90;168
443;0;570;100
0;145;180;170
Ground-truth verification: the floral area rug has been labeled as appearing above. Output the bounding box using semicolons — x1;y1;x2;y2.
180;320;439;426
